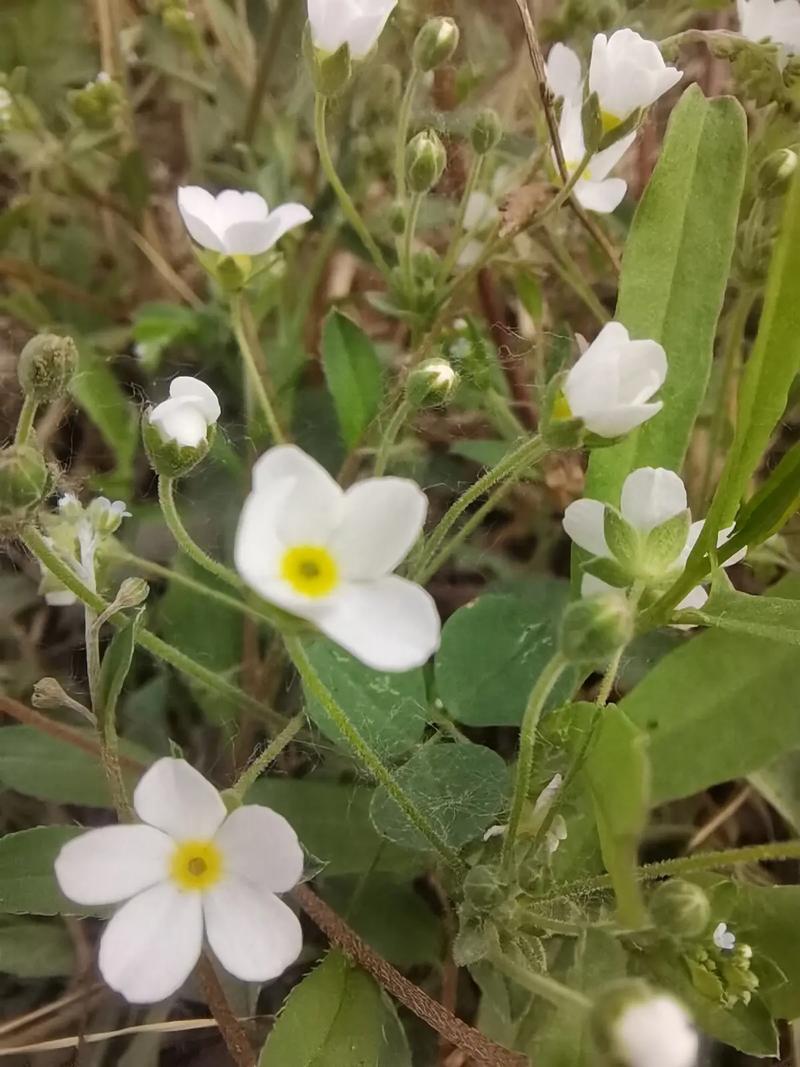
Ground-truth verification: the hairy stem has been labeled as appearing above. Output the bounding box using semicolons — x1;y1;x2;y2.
14;396;39;446
157;476;242;590
374;399;412;477
230;293;286;444
490;949;592;1011
394;69;420;202
229;711;306;798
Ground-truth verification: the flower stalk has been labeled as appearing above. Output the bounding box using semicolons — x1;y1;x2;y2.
230;293;286;445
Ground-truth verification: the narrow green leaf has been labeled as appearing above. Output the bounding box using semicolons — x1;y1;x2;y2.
370;741;510;851
97;610;143;724
258;951;411;1066
0;917;75;977
321;310;384;448
584;707;650;927
0;827;101;917
680;584;800;645
586;86;747;506
728;439;800;550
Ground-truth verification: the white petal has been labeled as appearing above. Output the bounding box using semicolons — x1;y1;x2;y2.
234;480;300;607
214;806;303;894
580;401;663;438
620;468;687;533
149;398;209;447
55;825;172;906
169;376;221;424
463;191;497;231
589;131;637;182
329;478;427;580
347;4;397;58
719;525;748;567
316;575;441;671
250;445;343;543
177;186;224;252
223;203;312;255
581;573;616;598
562;498;609;557
215;189;269;230
133;758;226;842
546;43;583;102
46;589;78;607
574;177;627;214
677;585;709;611
586;321;630;357
98;882;202;1004
203;880;302;982
616;340;668;403
307;0;350;51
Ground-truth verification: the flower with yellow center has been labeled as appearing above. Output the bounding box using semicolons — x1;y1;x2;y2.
589;30;682;130
234;445;440;672
55;759;304;1004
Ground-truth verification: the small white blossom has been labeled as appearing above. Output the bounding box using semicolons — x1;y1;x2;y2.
713;921;736;951
234;445;440;672
562;322;667;438
533;773;563;817
87;497;131;535
149;376;220;449
589;30;682;130
738;0;800;52
177;187;312;256
55;758;304;1003
307;0;397;59
614;994;699;1067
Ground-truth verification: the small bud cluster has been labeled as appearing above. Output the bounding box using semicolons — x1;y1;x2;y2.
69;72;124;131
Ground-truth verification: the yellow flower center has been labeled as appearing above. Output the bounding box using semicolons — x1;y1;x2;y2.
280;544;339;598
552;392;573;421
600;109;623;135
170;840;223;891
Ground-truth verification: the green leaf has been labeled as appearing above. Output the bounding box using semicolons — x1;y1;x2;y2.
703;161;800;538
69;342;138;490
301;640;427;760
370;741;510;851
603;508;639;568
246;778;422;876
727;439;800;552
98;610;143;724
0;917;74;977
0;827;101;917
586;86;747;506
0;726;148;807
621;574;800;803
584;707;650;927
749;751;800;833
724;882;800;1019
679;584;800;644
321;311;384;448
258;951;411;1067
434;585;578;726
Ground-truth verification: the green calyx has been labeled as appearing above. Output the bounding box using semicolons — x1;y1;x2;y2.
18;333;78;403
142;413;215;479
0;444;52;529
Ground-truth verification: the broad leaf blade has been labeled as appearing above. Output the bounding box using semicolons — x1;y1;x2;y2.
0;827;101;917
322;311;383;448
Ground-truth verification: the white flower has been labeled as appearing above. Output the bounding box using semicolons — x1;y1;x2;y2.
86;497;131;535
614;994;699;1067
307;0;397;59
234;445;440;672
738;0;800;52
149;376;221;448
564;467;746;608
562;322;667;438
589;30;682;131
558;100;636;214
177;187;312;256
713;922;736;951
546;42;584;105
55;758;303;1004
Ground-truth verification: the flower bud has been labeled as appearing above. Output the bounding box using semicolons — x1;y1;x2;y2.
302;26;352;97
389;200;406;235
559;592;634;666
759;148;798;198
32;677;92;721
470;108;502;155
649;880;711;939
405;129;447;194
413;17;460;72
142;414;214;479
18;333;78;403
0;445;51;525
405;358;459;409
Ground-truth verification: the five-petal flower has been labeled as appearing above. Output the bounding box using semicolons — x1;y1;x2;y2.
306;0;397;59
55;758;304;1004
234;445;440;672
177;187;312;256
149;376;221;448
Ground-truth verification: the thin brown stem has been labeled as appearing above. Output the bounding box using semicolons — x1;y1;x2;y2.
292;884;526;1067
196;956;256;1067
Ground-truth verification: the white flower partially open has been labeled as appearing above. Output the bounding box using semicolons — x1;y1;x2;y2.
149;376;220;448
177;187;312;256
307;0;397;59
738;0;800;52
562;322;667;437
558;100;636;214
589;30;682;132
614;994;699;1067
713;921;736;951
55;758;303;1004
234;445;440;672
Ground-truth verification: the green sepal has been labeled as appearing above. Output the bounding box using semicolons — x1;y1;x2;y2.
642;509;691;572
141;412;214;479
303;25;352;97
582;555;633;589
598;106;643;151
604;506;640;570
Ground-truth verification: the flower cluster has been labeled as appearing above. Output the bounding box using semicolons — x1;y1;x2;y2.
38;494;130;607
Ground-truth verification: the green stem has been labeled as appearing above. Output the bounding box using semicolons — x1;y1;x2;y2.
230;293;286;444
438;155;484;282
402;193;423;297
482;388;526;441
394;70;420;202
374;400;412;477
14;396;39;445
24;527;286;730
229;711;306;799
501;653;568;871
314;94;392;279
157;476;242;591
285;635;465;873
413;436;547;582
490;950;592;1011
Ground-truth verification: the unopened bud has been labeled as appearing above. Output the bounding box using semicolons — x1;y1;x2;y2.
18;334;78;403
405;129;447;194
69;73;123;130
470;108;502;155
0;445;50;524
32;677;94;722
759;148;798;198
650;880;711;939
559;592;634;666
413;17;460;72
405;358;459;408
